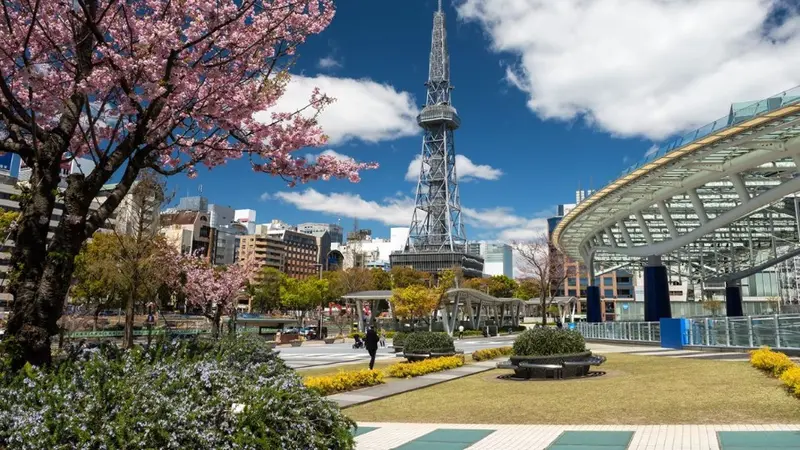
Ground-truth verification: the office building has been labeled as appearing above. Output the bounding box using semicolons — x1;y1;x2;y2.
467;242;513;278
238;234;286;273
335;227;408;270
208;204;234;229
214;222;248;266
234;209;257;234
176;195;208;212
159;211;214;258
298;222;343;244
265;228;319;279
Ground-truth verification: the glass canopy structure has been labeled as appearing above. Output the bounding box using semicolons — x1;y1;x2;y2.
553;85;800;318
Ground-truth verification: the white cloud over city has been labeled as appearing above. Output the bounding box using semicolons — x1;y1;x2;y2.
305;149;356;164
256;75;419;145
270;189;549;242
457;0;800;140
405;154;503;182
317;56;342;70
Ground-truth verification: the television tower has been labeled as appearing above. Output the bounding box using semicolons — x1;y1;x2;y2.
390;1;484;277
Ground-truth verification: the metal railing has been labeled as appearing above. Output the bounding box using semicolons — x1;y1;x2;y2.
685;314;800;349
575;321;661;343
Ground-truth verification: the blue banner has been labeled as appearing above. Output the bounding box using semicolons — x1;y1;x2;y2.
0;153;12;172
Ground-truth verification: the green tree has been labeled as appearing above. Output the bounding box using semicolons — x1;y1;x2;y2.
247;267;286;314
487;275;518;298
514;278;541;300
371;268;392;290
71;235;124;329
390;266;430;288
280;277;330;324
464;277;489;292
390;285;438;328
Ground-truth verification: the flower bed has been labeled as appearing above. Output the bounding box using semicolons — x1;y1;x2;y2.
304;369;384;396
749;347;800;398
471;346;513;362
387;355;464;378
0;335;356;449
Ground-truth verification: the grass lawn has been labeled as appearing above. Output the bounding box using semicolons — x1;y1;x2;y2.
345;353;800;425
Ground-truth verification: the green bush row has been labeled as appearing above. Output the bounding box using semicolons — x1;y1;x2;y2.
403;332;455;354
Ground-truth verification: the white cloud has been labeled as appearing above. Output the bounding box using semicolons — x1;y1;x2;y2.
405;154;503;182
644;144;659;158
271;188;549;242
317;56;342;70
458;0;800;139
257;75;418;145
305;149;355;164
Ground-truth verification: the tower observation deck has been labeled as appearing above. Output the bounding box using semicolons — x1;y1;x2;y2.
390;1;484;278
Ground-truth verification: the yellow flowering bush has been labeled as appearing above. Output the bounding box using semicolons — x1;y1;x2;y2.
303;369;384;396
471;346;513;362
749;347;795;376
386;355;464;378
780;366;800;397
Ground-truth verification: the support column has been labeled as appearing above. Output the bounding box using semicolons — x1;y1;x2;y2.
725;281;744;317
586;256;602;323
356;300;365;332
644;255;672;322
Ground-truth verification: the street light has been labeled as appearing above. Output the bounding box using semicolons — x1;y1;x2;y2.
312;263;324;339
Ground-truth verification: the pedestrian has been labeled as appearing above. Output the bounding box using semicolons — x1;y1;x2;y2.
379;329;386;347
364;326;380;370
556;318;563;329
458;324;464;340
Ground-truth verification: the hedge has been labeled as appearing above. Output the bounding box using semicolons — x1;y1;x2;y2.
304;369;384;396
471;346;513;361
347;331;396;339
749;347;800;398
512;328;585;356
386;355;464;378
403;332;455;354
0;335;356;449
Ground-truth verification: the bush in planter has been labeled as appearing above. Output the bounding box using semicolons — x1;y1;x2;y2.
0;335;355;449
402;331;455;355
512;328;586;356
392;331;409;348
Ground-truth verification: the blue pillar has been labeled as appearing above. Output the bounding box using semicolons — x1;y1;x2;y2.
725;283;744;317
644;256;672;322
586;286;602;323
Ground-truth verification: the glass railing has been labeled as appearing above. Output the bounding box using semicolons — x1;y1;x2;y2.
685;314;800;348
575;321;661;343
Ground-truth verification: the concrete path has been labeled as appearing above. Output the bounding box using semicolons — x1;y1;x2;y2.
588;343;752;361
353;423;800;450
328;360;500;407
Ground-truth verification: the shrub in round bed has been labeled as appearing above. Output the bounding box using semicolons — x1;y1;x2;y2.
402;332;455;361
510;328;590;367
392;331;409;351
0;335;356;449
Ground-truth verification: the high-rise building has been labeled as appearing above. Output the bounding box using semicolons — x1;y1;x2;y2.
266;228;319;279
298;222;343;244
575;190;594;204
389;2;483;278
208;204;234;229
176;195;208;212
215;222;248;266
238;234;286;273
468;242;513;278
234;209;257;234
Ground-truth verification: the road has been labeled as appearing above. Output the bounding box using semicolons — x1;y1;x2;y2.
278;334;519;369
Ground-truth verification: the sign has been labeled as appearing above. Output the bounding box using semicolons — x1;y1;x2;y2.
0;153;12;172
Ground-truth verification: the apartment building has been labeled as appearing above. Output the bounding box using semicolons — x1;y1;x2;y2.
238;234;286;274
266;228;319;279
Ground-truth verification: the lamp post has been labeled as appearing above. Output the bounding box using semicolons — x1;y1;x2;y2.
313;263;324;339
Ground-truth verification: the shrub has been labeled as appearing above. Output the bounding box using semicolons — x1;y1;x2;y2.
749;347;795;377
780;366;800;397
387;355;464;378
471;346;513;361
512;328;586;356
403;331;455;354
0;335;355;449
348;331;395;339
304;369;384;396
392;331;409;347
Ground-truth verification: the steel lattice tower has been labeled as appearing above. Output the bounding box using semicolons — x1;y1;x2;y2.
390;1;484;278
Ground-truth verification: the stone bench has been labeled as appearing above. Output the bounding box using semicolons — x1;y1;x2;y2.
518;362;563;379
561;360;593;377
496;361;518;370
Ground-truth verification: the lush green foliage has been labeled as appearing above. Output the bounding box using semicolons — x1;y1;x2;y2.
391;285;438;320
304;369;384;395
349;331;395;339
471;346;513;361
247;267;286;313
0;336;355;449
402;331;455;354
512;328;586;356
387;355;464;378
392;331;409;347
389;266;430;288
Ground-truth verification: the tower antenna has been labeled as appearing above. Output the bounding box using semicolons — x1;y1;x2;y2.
438;0;442;12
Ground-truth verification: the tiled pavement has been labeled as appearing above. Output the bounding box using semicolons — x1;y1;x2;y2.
352;424;800;450
586;343;753;362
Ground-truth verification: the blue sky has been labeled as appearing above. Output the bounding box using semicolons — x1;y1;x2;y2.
168;0;800;243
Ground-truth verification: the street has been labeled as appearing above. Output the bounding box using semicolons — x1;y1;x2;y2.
278;334;519;369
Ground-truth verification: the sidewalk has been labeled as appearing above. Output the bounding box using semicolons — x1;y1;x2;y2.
353;423;800;450
327;359;500;407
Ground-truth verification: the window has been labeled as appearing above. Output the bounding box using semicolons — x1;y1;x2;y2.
567;277;576;286
603;278;613;286
603;289;614;298
568;289;577;297
616;276;631;284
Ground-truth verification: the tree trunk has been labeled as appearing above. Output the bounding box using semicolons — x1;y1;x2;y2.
540;296;548;326
124;287;136;349
211;307;223;338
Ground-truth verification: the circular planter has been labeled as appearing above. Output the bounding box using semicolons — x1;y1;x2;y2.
391;345;403;353
403;351;459;362
290;341;303;347
323;338;335;344
509;351;592;366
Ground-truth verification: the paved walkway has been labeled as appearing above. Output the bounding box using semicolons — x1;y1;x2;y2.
586;343;753;361
353;423;800;449
328;360;499;407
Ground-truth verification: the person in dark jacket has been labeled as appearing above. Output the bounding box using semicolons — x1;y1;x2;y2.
364;326;380;370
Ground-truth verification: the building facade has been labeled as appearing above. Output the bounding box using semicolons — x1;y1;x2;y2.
467;242;513;278
159;211;214;258
298;222;343;244
234;209;257;234
208;204;234;229
238;234;286;274
214;222;248;266
266;228;319;279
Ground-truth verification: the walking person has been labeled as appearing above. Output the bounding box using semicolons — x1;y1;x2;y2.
365;326;380;370
458;324;464;340
379;329;386;348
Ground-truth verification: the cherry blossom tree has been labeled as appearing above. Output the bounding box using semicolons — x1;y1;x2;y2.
0;0;375;366
181;256;257;337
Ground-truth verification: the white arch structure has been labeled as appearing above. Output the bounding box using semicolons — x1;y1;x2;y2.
553;86;800;316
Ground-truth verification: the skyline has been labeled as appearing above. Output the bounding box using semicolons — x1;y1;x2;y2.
76;1;800;244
